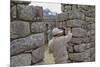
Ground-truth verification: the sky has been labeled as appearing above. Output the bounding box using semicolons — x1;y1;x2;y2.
29;1;62;13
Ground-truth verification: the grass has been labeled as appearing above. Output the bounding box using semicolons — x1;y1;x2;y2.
43;45;55;64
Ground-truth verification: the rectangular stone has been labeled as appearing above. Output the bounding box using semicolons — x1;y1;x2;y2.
11;33;44;56
10;54;31;67
31;47;44;63
10;21;30;39
17;5;43;21
66;19;85;27
72;28;87;37
31;22;46;33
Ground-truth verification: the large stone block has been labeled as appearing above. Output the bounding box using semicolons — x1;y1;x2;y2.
69;47;95;61
71;37;90;44
74;43;93;52
68;10;85;20
10;54;31;67
17;5;43;21
72;28;87;37
66;19;85;27
31;47;44;63
31;22;46;33
10;21;30;39
71;38;83;44
17;5;36;21
78;5;95;18
11;33;44;56
84;10;95;18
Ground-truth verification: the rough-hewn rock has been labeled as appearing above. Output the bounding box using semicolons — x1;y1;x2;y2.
72;28;87;37
74;43;93;52
10;54;31;67
68;10;85;20
31;47;44;63
85;17;95;23
18;5;43;21
31;22;45;33
87;30;95;36
71;38;83;44
11;33;44;56
87;23;95;30
11;5;16;19
10;21;30;39
67;19;85;27
18;5;36;21
69;49;92;61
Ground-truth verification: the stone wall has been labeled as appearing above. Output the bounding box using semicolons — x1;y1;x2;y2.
57;4;95;62
10;1;45;67
10;1;95;66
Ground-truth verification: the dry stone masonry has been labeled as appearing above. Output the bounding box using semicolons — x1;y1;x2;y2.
10;1;95;66
10;1;45;67
58;4;95;62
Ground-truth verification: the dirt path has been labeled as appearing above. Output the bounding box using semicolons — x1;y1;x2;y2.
43;46;55;64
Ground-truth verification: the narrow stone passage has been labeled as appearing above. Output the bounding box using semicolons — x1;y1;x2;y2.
43;45;55;64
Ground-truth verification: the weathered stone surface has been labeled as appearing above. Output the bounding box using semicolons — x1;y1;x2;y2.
69;53;84;61
10;21;30;39
87;23;95;30
90;36;95;42
85;17;95;23
18;5;36;21
78;5;95;18
10;54;31;67
74;43;93;52
31;22;45;33
69;49;92;61
71;38;83;44
72;28;87;37
68;10;85;20
11;33;44;56
31;47;44;63
84;11;95;18
84;57;91;62
67;19;85;27
87;30;95;36
82;37;90;43
11;5;16;19
90;53;95;61
18;5;43;21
